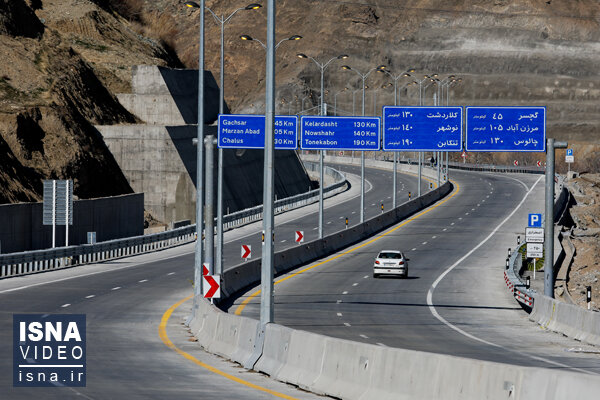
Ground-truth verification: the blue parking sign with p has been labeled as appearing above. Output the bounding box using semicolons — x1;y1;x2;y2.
566;149;573;156
528;213;542;227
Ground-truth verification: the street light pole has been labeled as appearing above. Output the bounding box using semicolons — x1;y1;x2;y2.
342;64;386;222
202;3;261;279
297;53;348;239
261;0;276;327
184;0;205;317
334;87;348;116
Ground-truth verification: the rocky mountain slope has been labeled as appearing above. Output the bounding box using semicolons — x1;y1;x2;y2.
1;0;599;203
159;0;600;140
0;0;181;203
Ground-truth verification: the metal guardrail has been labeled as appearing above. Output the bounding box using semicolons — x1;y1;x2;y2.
0;164;347;279
381;158;546;175
0;225;197;279
504;245;536;308
222;163;346;230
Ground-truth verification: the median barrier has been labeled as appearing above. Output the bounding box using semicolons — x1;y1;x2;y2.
253;323;292;379
267;328;329;395
193;296;600;399
219;181;452;300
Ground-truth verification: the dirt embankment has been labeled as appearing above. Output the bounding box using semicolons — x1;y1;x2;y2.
565;174;600;309
0;0;181;203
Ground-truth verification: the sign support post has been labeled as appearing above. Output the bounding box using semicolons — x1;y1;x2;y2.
204;136;215;278
52;180;56;248
544;138;567;298
65;180;70;247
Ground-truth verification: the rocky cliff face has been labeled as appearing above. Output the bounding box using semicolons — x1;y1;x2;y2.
0;0;181;203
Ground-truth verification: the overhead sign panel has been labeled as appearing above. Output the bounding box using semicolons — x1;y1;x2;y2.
300;116;380;150
218;114;298;150
466;107;546;152
382;106;462;151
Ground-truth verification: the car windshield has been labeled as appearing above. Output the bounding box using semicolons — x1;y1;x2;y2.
378;252;402;259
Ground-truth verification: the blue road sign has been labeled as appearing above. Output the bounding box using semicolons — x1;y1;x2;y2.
383;106;462;151
218;114;298;150
528;213;542;228
466;107;545;152
300;116;380;150
566;149;573;156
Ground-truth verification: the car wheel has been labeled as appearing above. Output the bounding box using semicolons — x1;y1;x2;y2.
373;273;378;278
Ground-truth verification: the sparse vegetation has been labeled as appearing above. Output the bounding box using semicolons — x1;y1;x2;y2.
73;39;109;52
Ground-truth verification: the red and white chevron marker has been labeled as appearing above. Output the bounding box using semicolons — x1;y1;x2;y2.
241;244;251;260
514;160;519;166
536;160;542;167
203;275;220;299
202;263;209;276
295;230;304;243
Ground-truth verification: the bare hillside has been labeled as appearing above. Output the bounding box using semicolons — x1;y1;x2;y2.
0;0;181;203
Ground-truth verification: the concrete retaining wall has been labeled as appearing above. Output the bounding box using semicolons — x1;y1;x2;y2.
0;193;143;253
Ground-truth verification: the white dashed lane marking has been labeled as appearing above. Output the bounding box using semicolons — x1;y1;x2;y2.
342;291;348;295
359;334;369;339
344;323;351;327
337;313;343;317
167;272;175;276
352;283;358;287
411;248;417;251
85;295;95;299
112;287;121;291
422;241;427;245
139;279;148;283
61;304;70;308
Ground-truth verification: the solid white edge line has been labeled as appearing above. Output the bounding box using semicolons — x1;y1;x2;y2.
426;176;596;374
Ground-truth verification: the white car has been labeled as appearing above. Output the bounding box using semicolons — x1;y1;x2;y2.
373;250;409;278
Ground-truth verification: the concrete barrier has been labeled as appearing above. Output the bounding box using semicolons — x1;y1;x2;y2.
191;298;600;399
190;299;260;364
530;294;600;346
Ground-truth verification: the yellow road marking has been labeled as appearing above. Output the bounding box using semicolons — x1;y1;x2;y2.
159;295;300;400
235;180;460;316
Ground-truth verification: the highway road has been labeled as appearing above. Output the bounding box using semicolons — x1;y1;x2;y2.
0;163;422;399
232;169;600;375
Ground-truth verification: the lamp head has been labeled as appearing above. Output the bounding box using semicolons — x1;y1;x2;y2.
297;53;308;59
184;1;200;8
245;3;262;10
341;65;352;70
338;54;349;59
289;35;302;41
240;35;253;41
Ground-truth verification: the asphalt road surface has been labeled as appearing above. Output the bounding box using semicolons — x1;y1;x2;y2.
0;164;421;399
232;169;600;375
